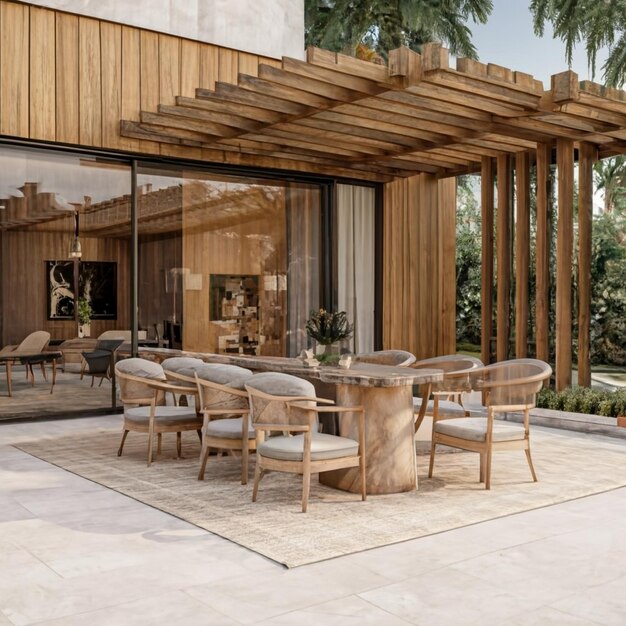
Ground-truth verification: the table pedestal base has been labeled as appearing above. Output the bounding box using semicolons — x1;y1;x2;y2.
320;384;417;494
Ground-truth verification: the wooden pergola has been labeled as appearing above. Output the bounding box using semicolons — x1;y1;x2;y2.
120;43;626;390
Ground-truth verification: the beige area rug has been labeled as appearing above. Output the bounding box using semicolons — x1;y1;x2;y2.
15;427;626;568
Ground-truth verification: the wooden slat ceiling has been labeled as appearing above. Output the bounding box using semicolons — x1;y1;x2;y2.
119;43;626;182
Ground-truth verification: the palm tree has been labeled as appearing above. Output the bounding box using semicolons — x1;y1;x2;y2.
594;156;626;214
305;0;493;60
530;0;626;87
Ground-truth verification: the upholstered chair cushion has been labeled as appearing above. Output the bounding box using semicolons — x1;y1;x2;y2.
116;358;165;380
246;372;315;397
355;350;416;366
116;358;166;404
124;405;201;426
246;372;317;428
258;432;359;461
161;357;205;374
413;397;467;417
195;364;254;390
434;417;526;443
205;417;255;439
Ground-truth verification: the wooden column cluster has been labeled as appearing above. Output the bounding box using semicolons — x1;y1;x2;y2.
480;157;494;365
535;143;552;364
515;152;531;358
496;155;512;362
555;139;574;390
577;142;597;387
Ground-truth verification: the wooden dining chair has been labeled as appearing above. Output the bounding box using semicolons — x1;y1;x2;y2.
115;358;202;466
411;354;484;434
428;358;552;489
192;364;255;484
245;372;367;513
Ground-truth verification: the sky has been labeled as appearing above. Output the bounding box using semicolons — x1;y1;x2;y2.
470;0;609;87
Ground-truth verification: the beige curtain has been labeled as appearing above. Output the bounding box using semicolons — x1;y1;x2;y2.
337;185;375;354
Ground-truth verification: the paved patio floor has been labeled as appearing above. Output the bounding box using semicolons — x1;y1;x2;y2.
2;415;626;625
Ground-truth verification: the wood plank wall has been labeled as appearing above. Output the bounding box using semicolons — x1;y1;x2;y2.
1;231;130;344
382;174;456;359
0;0;280;156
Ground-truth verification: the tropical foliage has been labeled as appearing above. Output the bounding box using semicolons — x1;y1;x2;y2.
530;0;626;87
306;309;354;345
305;0;493;59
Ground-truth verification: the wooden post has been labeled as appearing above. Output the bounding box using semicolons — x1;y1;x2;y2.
515;151;531;358
578;142;596;387
556;138;574;390
535;143;551;365
496;154;511;362
481;157;494;365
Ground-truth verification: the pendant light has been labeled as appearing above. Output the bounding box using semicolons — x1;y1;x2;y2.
69;209;82;258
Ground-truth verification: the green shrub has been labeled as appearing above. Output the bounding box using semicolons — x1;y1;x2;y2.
537;386;624;417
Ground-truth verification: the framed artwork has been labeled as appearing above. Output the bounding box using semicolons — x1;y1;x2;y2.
46;261;76;320
45;261;117;321
80;262;117;319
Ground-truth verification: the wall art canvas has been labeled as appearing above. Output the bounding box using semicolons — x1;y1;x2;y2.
81;262;117;319
46;261;76;320
46;261;117;321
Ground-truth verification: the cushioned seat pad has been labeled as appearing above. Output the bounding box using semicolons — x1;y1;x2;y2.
125;405;201;427
258;432;359;461
205;417;255;439
413;397;466;416
434;417;526;442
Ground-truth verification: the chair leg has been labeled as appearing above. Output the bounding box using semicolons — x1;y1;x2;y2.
98;376;104;387
147;424;155;467
117;430;129;456
157;433;162;455
196;429;202;443
241;440;249;485
360;453;367;502
198;442;210;480
302;469;311;513
252;463;264;502
485;446;493;490
40;362;48;381
525;447;538;482
176;432;182;458
428;440;437;478
479;453;485;483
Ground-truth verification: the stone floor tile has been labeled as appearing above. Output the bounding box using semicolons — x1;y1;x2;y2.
359;567;544;626
30;591;239;626
549;575;626;626
506;606;603;625
257;595;412;625
184;561;395;625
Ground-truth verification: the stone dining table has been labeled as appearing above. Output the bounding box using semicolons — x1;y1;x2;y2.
140;348;443;495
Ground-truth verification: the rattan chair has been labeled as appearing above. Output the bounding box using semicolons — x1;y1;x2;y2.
193;364;255;484
412;354;484;433
115;358;202;466
428;358;552;489
245;372;367;512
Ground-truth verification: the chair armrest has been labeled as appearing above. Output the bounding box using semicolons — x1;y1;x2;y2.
202;408;249;416
253;422;310;433
143;379;197;395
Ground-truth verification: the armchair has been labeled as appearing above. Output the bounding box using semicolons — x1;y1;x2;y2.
428;358;552;489
245;372;366;512
115;358;202;466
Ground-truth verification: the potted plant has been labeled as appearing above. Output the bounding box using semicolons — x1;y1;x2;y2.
305;308;353;364
77;297;93;338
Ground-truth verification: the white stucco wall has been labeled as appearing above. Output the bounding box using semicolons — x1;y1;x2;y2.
26;0;304;60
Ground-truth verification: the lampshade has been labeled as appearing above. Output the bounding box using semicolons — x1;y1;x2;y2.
68;210;82;258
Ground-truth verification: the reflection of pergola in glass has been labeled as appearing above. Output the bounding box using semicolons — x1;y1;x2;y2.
121;43;626;390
